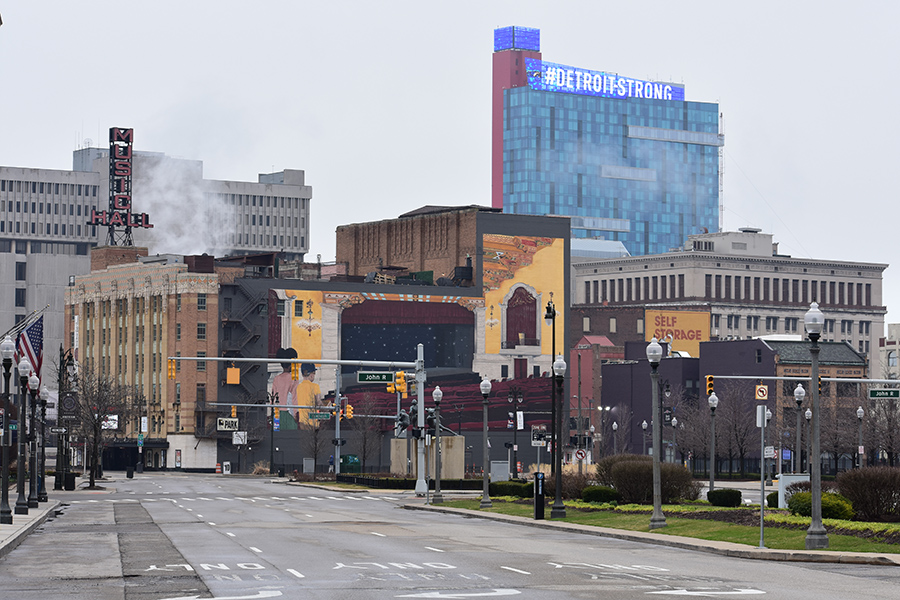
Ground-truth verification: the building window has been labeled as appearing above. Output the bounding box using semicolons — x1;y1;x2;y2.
14;288;25;307
197;322;207;340
276;300;285;317
636;318;644;335
582;316;590;332
197;383;206;404
609;317;617;334
176;294;181;312
176;351;181;372
889;351;898;368
176;323;181;341
15;262;26;280
197;293;207;311
175;383;181;404
197;351;206;372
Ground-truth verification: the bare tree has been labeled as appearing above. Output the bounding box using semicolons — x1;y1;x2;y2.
347;391;384;473
714;381;757;477
675;397;712;475
69;367;141;488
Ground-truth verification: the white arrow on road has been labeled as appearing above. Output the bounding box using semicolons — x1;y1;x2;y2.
396;590;520;599
647;589;765;596
160;590;283;600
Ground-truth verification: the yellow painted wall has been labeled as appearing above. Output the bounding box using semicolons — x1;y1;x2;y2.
286;290;325;360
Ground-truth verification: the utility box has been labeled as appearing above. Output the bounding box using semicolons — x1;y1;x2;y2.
222;461;232;475
490;461;510;481
776;473;809;508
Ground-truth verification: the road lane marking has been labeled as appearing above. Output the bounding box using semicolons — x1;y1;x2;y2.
371;532;386;537
250;547;262;553
647;590;765;597
208;522;216;526
287;569;305;579
396;590;520;598
500;566;530;575
425;547;445;553
226;533;236;537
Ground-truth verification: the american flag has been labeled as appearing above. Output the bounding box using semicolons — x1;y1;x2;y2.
15;316;43;382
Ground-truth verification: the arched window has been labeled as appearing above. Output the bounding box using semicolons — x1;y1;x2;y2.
506;287;536;346
889;350;898;368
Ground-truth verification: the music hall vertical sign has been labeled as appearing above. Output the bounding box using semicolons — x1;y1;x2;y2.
88;128;153;246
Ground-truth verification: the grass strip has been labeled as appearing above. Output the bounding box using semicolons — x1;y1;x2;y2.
439;499;900;554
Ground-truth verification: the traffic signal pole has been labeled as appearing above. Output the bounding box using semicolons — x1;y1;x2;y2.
415;344;427;496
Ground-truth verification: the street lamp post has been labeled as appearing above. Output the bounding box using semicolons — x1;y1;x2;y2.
857;406;865;469
794;383;805;473
479;378;492;509
0;336;15;524
15;357;31;515
708;392;719;493
550;355;567;519
641;420;648;455
27;372;39;508
38;386;49;502
804;302;829;550
507;387;523;479
612;421;618;455
432;386;443;504
671;417;678;464
805;408;812;472
544;299;559;475
765;409;773;486
646;338;666;529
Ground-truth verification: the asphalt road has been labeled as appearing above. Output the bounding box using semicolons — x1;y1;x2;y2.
0;473;897;599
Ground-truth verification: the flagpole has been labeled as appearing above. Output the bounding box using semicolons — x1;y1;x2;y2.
1;305;50;340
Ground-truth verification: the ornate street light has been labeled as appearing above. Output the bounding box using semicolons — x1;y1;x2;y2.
642;420;648;455
544;299;559;474
38;385;49;502
708;391;719;493
646;337;666;529
550;355;567;519
805;408;812;471
479;378;492;509
793;383;806;473
0;335;15;524
857;406;865;469
671;417;678;463
432;386;443;504
507;387;523;479
27;372;40;508
15;356;31;515
804;302;828;549
612;421;618;455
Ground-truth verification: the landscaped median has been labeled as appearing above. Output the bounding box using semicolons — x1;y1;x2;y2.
431;497;900;556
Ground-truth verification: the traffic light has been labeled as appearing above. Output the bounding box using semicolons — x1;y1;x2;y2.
395;371;407;395
818;375;823;396
291;362;300;381
345;404;354;419
705;375;715;396
231;405;237;418
387;381;396;394
167;359;176;380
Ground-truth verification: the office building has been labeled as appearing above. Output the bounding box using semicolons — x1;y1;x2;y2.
573;228;887;374
492;26;722;255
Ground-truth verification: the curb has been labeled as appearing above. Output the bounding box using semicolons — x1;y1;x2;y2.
404;503;900;567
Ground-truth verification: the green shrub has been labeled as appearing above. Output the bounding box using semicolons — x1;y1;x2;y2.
787;491;854;520
596;454;649;487
542;470;592;501
707;488;742;507
766;490;780;508
582;485;621;504
608;458;700;504
489;480;532;498
836;466;900;522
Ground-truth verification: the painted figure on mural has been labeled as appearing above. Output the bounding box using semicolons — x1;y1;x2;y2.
272;347;299;419
297;363;322;426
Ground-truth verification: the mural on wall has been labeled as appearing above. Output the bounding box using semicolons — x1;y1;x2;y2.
482;235;565;356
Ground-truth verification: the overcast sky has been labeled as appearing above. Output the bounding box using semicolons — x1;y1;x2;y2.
1;2;897;325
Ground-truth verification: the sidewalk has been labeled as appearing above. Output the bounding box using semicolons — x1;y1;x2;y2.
404;499;900;567
0;497;61;559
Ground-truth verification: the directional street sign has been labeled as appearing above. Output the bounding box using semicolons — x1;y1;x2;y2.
357;371;394;384
50;427;67;434
309;412;331;420
869;389;900;399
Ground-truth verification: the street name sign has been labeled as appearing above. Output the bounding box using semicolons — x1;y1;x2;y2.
357;371;394;383
309;411;331;420
869;389;900;399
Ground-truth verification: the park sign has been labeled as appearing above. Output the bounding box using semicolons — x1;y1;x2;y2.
869;389;900;399
357;371;394;383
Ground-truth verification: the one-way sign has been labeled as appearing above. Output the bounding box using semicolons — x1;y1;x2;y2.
50;427;67;434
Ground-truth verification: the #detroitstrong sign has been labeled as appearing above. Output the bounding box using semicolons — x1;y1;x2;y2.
526;58;685;101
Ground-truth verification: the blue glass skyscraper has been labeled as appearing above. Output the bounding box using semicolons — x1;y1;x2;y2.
492;26;722;256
